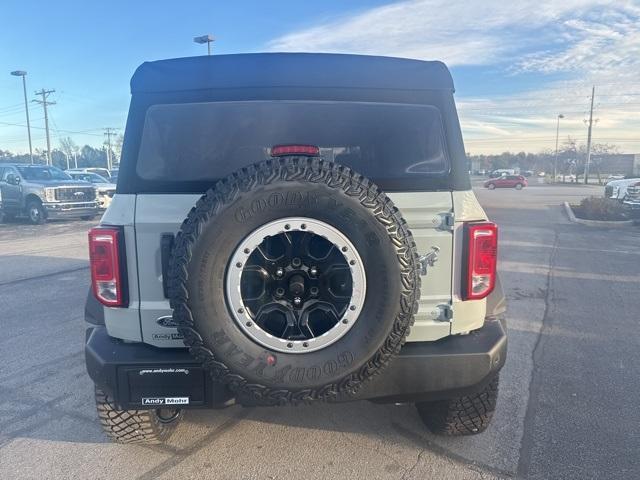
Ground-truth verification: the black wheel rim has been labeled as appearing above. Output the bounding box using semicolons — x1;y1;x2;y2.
241;230;353;341
226;218;366;353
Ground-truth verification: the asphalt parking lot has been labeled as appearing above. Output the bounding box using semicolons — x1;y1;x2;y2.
1;183;639;480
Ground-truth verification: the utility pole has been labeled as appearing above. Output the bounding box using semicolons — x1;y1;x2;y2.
583;86;595;185
553;114;564;183
33;89;56;165
103;127;117;171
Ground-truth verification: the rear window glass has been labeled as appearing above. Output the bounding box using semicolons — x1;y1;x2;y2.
136;101;449;185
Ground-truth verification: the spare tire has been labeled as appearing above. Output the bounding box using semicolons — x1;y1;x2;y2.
168;157;420;404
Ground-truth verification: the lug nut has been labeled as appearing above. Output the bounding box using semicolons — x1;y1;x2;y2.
292;257;302;268
310;286;319;296
276;267;284;277
293;297;302;306
310;266;318;276
275;287;285;297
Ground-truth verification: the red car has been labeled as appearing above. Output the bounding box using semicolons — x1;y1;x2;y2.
484;175;527;190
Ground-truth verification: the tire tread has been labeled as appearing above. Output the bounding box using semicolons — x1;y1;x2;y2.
94;387;180;444
168;157;421;405
416;375;499;436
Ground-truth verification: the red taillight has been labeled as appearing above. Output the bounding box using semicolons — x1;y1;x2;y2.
464;222;498;300
88;227;126;307
270;144;320;157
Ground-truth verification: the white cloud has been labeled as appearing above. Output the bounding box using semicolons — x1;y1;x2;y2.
267;0;640;153
516;4;640;81
268;0;619;66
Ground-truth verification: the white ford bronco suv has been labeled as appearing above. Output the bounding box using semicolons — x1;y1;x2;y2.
84;53;506;444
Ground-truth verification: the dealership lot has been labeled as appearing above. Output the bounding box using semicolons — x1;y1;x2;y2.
1;184;638;480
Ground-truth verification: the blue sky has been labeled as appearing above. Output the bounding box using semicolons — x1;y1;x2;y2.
1;0;639;154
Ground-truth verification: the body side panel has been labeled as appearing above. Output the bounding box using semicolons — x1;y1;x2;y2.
99;194;142;341
450;190;490;334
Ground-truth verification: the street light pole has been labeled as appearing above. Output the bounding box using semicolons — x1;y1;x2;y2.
553;114;564;183
10;70;34;163
194;34;215;55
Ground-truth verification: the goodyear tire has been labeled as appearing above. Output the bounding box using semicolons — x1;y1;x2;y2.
415;375;499;435
168;158;420;404
95;387;182;444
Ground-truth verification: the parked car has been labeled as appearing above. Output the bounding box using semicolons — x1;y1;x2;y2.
66;167;112;180
66;171;116;210
604;177;640;201
605;174;625;183
556;174;577;182
489;169;515;178
485;175;527;190
84;53;506;444
0;163;99;224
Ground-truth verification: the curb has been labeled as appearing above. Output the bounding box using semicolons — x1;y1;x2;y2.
563;202;634;227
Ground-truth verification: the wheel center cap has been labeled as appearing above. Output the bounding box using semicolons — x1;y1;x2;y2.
288;274;305;296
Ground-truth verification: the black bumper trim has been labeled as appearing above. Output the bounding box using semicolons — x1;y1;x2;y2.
350;318;506;403
85;319;506;408
84;289;105;326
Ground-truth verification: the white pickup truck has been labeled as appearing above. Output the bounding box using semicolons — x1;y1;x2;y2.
605;177;640;202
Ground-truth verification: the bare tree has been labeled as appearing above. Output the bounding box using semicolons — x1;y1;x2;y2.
59;137;79;168
113;134;124;166
581;143;620;184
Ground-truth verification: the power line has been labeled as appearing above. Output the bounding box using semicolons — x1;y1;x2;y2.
0;102;25;113
0;120;103;136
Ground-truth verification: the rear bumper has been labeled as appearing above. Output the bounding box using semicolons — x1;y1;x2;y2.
85;318;506;409
44;201;99;218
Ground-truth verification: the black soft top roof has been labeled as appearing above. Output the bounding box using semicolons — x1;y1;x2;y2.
130;53;454;94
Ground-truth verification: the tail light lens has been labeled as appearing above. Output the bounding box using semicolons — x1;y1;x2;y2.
463;222;498;300
88;226;127;307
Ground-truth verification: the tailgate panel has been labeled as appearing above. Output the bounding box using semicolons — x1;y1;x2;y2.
134;192;456;346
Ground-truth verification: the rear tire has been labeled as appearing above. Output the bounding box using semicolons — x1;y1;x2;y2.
515;183;523;190
94;387;183;444
26;200;46;225
487;183;496;190
415;375;499;436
